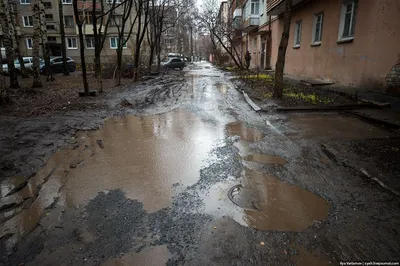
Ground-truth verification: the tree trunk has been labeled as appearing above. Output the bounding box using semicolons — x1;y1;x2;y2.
156;38;161;73
31;0;42;88
7;1;29;78
39;0;54;81
0;0;19;89
273;0;292;99
115;48;122;86
59;0;69;76
73;0;89;95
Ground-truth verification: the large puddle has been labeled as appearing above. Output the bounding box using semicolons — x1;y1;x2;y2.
1;109;225;244
203;167;329;231
65;109;225;212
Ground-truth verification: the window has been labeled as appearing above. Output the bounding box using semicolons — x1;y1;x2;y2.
250;0;259;15
46;25;56;30
293;20;301;47
48;36;56;42
312;13;323;44
62;0;72;4
338;1;357;41
86;37;95;49
22;16;33;27
110;37;127;49
20;0;31;4
107;0;121;4
26;38;33;49
66;37;78;49
44;2;52;8
64;15;74;27
253;38;257;53
23;58;31;64
45;14;53;22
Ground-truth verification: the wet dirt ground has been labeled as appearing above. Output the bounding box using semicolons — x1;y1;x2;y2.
1;62;400;265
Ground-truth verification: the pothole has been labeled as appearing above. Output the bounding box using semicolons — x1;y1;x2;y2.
224;167;329;231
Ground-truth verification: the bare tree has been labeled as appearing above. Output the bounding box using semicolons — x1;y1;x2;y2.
58;0;69;76
31;0;42;88
8;1;29;78
112;0;138;85
39;0;54;81
132;0;150;81
92;0;123;92
199;0;243;68
0;0;19;89
273;0;292;98
73;0;89;96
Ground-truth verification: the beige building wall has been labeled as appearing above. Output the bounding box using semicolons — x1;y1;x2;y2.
269;0;400;89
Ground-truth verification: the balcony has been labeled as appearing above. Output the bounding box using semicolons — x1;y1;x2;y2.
78;1;101;10
267;0;306;15
75;24;102;35
243;16;259;32
233;8;242;18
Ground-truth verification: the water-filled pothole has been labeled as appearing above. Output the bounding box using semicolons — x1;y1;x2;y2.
226;122;264;142
206;167;329;231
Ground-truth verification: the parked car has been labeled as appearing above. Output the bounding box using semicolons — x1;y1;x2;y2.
40;56;76;74
2;57;34;74
161;58;186;70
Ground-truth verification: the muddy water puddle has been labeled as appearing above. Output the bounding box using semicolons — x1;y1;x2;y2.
64;109;225;212
226;121;264;141
202;167;329;231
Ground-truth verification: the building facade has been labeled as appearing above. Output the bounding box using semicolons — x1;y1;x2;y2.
0;0;137;64
223;0;400;90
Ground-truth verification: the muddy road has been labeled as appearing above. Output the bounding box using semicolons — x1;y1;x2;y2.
1;62;400;265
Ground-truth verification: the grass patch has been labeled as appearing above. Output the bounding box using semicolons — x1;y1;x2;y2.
283;92;334;104
241;74;273;81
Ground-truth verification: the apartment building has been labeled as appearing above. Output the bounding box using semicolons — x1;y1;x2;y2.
224;0;400;90
1;0;138;64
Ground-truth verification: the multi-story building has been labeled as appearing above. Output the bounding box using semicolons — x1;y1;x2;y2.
224;0;400;90
0;0;137;64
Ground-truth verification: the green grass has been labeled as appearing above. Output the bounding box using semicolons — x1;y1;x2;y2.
242;74;273;80
283;92;334;104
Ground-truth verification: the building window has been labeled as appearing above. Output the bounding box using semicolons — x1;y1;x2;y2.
62;0;72;4
44;2;52;9
293;20;301;47
250;0;260;15
45;14;53;22
64;15;74;27
48;36;56;42
107;0;121;4
110;37;127;49
66;37;78;49
46;25;56;30
26;38;33;49
20;0;31;4
312;13;323;44
86;37;95;49
22;16;33;27
253;38;257;53
338;0;357;41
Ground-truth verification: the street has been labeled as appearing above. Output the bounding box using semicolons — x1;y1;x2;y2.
1;62;400;265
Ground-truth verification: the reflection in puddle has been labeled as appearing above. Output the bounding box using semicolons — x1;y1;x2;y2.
226;122;264;142
65;109;224;212
203;167;329;232
243;154;287;165
215;83;228;94
103;245;169;266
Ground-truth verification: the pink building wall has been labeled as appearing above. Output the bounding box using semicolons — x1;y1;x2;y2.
269;0;400;90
